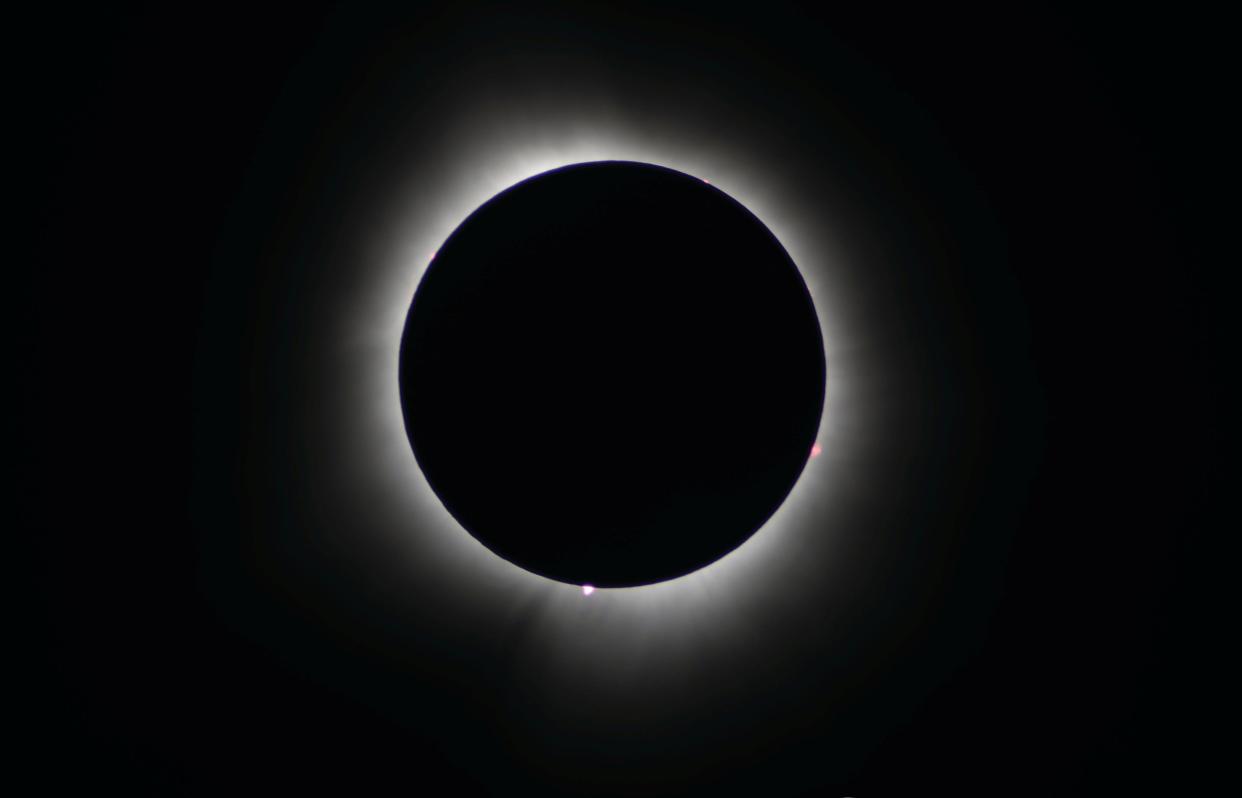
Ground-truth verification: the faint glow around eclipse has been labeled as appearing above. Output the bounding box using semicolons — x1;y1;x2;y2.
336;102;869;671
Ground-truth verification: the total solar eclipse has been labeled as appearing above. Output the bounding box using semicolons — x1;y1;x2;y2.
399;161;825;587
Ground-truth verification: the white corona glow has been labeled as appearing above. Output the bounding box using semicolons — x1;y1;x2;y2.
582;585;595;596
328;96;876;680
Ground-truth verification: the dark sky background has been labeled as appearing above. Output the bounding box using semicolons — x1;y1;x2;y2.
18;4;1225;795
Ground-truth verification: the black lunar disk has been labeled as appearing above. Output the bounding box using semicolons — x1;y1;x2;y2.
400;161;825;587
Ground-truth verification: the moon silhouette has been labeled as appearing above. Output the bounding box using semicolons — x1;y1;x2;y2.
399;161;825;587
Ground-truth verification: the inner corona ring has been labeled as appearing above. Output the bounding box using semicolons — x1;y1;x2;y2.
399;161;825;588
